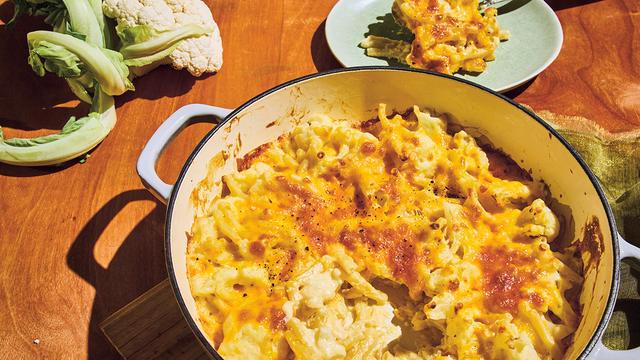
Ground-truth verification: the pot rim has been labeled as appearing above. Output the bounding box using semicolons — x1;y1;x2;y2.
163;66;620;359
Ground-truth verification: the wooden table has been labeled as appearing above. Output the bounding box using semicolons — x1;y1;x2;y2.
0;0;638;357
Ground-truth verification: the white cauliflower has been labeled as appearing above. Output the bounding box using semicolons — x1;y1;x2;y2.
103;0;223;76
517;199;560;241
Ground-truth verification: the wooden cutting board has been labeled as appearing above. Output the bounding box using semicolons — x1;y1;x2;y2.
100;280;207;359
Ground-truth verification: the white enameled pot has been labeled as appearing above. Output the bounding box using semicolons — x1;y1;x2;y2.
137;67;640;359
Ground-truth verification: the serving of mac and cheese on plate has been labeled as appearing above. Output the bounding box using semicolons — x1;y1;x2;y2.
186;104;584;359
325;0;564;92
362;0;510;74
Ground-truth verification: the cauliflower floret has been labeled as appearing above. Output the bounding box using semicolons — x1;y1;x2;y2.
517;199;560;241
103;0;223;76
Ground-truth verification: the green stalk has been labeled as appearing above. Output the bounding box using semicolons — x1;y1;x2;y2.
66;75;94;103
87;0;105;32
62;0;103;47
28;31;133;96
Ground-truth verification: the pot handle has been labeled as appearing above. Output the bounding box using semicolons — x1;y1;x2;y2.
587;233;640;359
137;104;233;203
619;233;640;260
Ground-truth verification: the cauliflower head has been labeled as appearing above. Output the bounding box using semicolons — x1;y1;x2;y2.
103;0;223;76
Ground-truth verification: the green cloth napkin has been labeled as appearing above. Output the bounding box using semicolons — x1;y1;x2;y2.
539;111;640;350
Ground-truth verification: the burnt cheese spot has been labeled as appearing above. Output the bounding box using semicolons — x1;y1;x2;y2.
478;246;540;314
431;23;449;40
575;216;604;269
269;308;287;331
278;250;297;281
249;241;265;257
236;143;271;171
360;142;376;154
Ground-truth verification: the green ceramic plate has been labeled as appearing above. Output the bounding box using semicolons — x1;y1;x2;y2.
325;0;563;92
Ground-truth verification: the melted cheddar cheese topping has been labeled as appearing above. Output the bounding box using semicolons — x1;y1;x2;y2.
362;0;510;74
397;0;509;73
187;105;583;360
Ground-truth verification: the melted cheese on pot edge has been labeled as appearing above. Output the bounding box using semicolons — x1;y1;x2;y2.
187;104;584;360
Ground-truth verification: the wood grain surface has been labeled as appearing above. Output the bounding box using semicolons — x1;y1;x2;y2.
0;0;638;358
100;280;208;359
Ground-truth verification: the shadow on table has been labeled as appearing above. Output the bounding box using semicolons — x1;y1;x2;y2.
66;189;167;359
0;5;88;134
0;161;80;177
544;0;602;11
0;1;14;23
310;20;342;72
116;66;216;106
503;77;536;99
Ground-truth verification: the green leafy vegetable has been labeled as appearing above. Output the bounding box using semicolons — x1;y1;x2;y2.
1;0;123;166
8;0;67;28
9;0;106;46
3;0;220;166
0;89;116;166
28;31;133;96
28;40;84;77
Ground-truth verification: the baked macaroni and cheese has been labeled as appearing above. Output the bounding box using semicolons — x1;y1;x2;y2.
187;104;584;359
361;0;510;74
